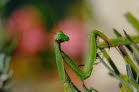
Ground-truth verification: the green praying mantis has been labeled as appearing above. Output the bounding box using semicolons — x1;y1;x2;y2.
54;30;112;92
54;30;139;92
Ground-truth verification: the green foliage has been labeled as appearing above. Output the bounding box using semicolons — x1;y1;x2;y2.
99;12;139;92
125;13;139;33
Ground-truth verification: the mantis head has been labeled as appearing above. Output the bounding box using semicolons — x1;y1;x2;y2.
54;31;69;42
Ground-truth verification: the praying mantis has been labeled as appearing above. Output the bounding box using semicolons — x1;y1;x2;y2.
54;30;111;92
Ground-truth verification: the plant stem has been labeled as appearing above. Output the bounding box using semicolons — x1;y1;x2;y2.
98;36;139;48
98;55;137;92
100;49;120;75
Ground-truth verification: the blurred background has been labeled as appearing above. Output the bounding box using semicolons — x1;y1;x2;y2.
0;0;139;92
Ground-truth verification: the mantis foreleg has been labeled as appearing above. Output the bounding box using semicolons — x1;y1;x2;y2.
54;34;81;91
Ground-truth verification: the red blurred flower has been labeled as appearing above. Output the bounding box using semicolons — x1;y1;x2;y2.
7;6;46;56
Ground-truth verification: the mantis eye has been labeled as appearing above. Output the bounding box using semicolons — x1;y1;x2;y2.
54;31;69;42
